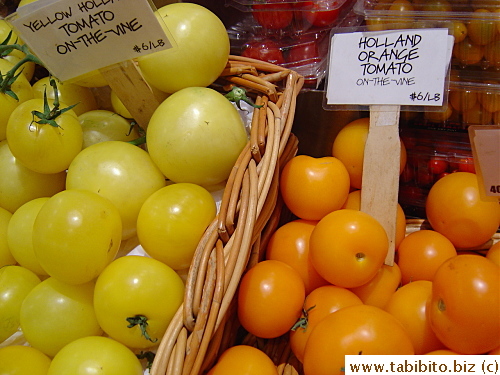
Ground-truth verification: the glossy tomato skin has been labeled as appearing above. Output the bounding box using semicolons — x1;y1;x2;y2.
302;1;341;28
309;209;389;288
252;0;293;30
212;345;278;375
241;39;285;65
47;336;143;375
146;87;248;187
265;219;328;294
0;207;15;268
78;110;140;148
136;183;217;271
6;198;49;277
20;277;103;357
138;3;229;94
66;140;167;240
0;345;51;375
348;263;402;309
280;155;350;221
290;285;363;363
0;141;66;214
0;265;41;342
427;254;500;354
396;230;457;285
32;189;122;285
425;172;499;249
303;304;414;375
32;76;98;116
237;259;305;339
0;59;34;142
94;255;185;349
385;280;446;355
6;98;83;174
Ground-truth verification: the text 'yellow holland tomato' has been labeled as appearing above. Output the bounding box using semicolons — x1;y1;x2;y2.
146;86;248;187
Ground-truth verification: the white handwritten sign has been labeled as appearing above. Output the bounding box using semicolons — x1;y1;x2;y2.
326;28;453;107
10;0;172;82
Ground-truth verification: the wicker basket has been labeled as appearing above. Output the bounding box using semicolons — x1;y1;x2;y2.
150;56;304;375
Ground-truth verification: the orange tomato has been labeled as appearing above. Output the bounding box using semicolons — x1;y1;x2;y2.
265;219;329;295
349;263;402;309
424;349;462;355
237;260;305;339
428;254;500;354
290;285;363;363
303;304;414;375
341;189;406;250
309;209;389;288
425;172;499;249
448;89;478;113
486;241;500;266
396;230;457;285
384;280;446;354
279;155;350;221
331;118;407;190
453;38;484;66
212;345;278;375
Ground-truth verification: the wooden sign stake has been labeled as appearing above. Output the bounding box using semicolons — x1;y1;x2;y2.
360;105;401;266
99;60;163;130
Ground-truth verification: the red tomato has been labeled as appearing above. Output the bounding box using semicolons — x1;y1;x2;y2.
286;37;320;64
302;1;341;28
252;1;293;30
428;254;500;354
237;260;305;339
303;304;414;375
265;219;329;295
279;155;350;221
241;39;285;65
428;157;448;175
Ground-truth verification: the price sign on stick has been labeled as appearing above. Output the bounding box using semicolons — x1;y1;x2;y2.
10;0;173;128
326;28;453;265
468;125;500;200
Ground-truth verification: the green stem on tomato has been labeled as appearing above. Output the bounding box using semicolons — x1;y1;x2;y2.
30;77;78;129
126;314;158;343
224;86;263;110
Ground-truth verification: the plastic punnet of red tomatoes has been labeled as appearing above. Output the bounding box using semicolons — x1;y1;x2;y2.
240;30;331;87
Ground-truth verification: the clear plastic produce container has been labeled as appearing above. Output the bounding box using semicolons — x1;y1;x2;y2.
353;0;500;71
226;1;363;88
398;127;475;218
399;69;500;131
226;0;359;36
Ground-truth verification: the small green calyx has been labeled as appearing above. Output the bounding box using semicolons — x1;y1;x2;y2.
291;304;316;332
126;314;158;343
136;351;156;370
225;86;262;110
31;77;77;129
